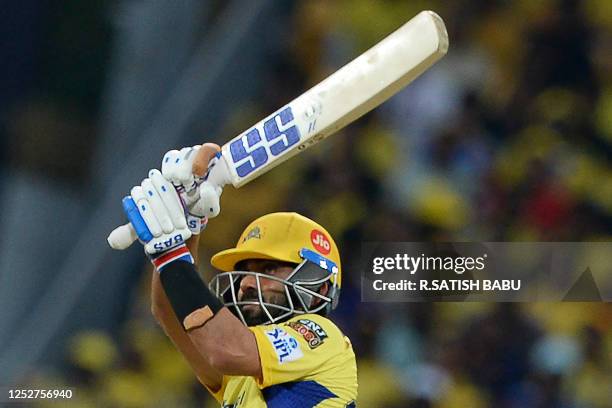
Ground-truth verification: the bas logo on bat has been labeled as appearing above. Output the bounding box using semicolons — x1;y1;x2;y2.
229;106;301;178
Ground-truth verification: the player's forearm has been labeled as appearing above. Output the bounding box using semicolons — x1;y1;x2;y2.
187;308;262;377
150;232;200;316
151;270;178;330
156;260;262;377
150;271;223;388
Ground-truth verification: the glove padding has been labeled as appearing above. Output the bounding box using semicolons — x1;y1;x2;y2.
122;169;192;254
161;144;223;226
162;146;212;233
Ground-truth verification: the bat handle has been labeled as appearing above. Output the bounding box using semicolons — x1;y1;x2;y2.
107;223;138;250
108;181;221;249
108;154;232;249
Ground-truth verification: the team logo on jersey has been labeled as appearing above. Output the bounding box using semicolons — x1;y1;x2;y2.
264;328;303;364
242;226;262;243
310;229;331;255
286;319;328;349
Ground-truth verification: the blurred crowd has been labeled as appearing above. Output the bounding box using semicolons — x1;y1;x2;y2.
11;0;611;407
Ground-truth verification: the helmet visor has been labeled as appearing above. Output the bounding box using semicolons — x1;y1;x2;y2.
209;253;335;326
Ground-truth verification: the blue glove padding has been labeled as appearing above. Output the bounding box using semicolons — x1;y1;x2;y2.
122;169;192;256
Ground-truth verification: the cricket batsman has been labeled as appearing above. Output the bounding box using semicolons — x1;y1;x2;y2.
117;143;358;407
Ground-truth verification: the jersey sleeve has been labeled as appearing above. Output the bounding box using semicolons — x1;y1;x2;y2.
249;314;346;388
203;375;228;403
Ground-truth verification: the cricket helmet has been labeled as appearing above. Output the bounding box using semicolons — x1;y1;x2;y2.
209;212;341;325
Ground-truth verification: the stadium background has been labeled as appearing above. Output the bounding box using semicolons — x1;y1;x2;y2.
0;0;610;406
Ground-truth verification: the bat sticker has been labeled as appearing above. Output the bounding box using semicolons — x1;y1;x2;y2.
229;106;301;178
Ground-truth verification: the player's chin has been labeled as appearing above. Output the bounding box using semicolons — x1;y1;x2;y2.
240;305;265;326
242;304;259;313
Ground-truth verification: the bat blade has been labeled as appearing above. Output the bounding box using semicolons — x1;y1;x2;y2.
221;10;448;188
108;11;448;250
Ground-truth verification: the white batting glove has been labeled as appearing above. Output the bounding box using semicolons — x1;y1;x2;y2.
122;169;192;255
161;145;223;232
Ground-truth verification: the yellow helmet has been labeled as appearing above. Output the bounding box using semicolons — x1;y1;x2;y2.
210;212;342;324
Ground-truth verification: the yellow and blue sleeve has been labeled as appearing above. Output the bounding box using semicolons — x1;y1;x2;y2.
249;315;343;388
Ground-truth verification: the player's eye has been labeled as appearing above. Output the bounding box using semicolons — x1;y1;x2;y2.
262;262;281;274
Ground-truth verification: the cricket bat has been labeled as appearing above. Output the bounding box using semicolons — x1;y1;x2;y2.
108;10;448;249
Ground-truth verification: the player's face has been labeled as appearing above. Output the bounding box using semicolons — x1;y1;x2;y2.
237;259;296;326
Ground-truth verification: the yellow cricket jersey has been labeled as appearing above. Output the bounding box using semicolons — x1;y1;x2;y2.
207;314;357;407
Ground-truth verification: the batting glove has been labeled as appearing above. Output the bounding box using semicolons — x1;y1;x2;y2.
122;169;194;269
161;145;222;233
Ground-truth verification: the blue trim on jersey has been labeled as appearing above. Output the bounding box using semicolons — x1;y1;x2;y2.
122;196;153;242
262;380;337;408
347;402;356;407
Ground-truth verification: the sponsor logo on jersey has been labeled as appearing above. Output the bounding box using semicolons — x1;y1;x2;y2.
286;319;328;349
264;328;303;363
242;226;262;243
310;229;331;255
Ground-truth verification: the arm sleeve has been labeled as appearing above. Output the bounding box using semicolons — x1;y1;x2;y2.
249;315;343;388
203;376;228;403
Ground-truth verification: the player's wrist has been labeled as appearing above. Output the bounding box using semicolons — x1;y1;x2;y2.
149;243;194;272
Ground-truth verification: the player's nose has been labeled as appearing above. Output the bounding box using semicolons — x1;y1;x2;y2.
239;274;258;292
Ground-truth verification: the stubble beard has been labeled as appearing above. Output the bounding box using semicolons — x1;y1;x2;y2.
239;289;291;326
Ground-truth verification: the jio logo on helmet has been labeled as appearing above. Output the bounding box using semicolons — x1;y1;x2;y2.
310;230;331;255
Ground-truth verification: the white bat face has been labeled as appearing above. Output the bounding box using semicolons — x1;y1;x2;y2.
108;10;448;249
221;10;448;188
